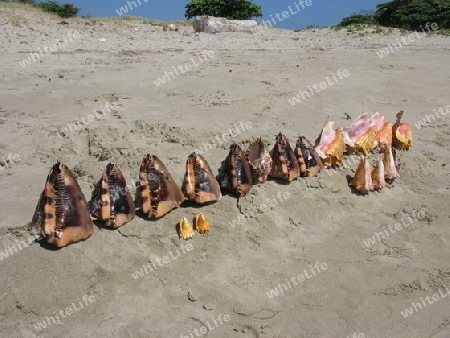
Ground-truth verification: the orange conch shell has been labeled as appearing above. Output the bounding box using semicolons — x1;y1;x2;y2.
269;133;300;181
245;137;272;184
182;153;221;205
376;122;393;149
349;156;373;194
31;162;94;248
89;163;135;228
178;217;194;240
393;110;412;150
344;113;378;155
217;144;253;197
383;147;399;182
194;212;210;235
371;159;386;190
315;121;345;167
135;155;184;219
294;136;323;177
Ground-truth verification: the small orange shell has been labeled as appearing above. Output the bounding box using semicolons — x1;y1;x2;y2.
371;159;385;190
178;217;193;240
194;212;210;235
393;110;413;150
349;157;373;194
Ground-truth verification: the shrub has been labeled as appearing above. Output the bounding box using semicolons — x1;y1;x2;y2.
37;1;79;18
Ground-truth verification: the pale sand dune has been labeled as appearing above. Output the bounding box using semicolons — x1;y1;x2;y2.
1;6;450;338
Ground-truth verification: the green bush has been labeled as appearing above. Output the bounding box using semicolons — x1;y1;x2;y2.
376;0;450;30
37;1;79;18
338;14;376;27
185;0;262;20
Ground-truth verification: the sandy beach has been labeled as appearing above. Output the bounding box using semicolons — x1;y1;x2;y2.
1;5;450;338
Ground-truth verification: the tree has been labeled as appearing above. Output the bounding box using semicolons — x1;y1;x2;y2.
185;0;262;20
37;1;79;18
375;0;450;30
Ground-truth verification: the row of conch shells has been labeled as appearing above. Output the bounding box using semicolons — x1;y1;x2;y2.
217;133;324;198
315;110;412;167
349;147;400;194
31;112;411;247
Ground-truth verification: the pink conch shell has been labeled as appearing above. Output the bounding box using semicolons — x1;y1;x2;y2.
383;147;399;182
344;113;378;155
370;113;392;149
349;156;373;194
393;110;413;150
315;120;344;167
344;113;372;147
370;112;386;132
371;159;385;190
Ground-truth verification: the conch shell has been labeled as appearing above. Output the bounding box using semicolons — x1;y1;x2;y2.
178;217;193;240
182;153;221;205
376;122;393;149
135;155;184;219
383;147;399;182
194;212;210;235
245;137;272;184
269;132;299;181
344;113;377;155
371;159;385;190
393;110;412;150
315;120;345;167
349;156;373;194
89;163;135;228
217;144;253;197
31;162;94;248
294;136;323;177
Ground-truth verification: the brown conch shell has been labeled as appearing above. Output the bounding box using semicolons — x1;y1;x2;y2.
178;217;193;240
294;136;323;177
269;132;299;181
194;212;210;235
135;155;184;219
181;153;221;205
30;162;94;248
393;110;413;150
383;147;399;182
371;159;386;190
349;156;373;194
88;163;135;228
217;144;253;197
245;137;272;184
315;120;345;167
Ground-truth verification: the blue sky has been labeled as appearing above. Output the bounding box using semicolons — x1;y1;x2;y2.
46;0;382;29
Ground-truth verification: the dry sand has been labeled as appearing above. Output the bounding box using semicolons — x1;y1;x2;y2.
1;6;450;338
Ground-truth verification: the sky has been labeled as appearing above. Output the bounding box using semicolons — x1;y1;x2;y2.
45;0;382;29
